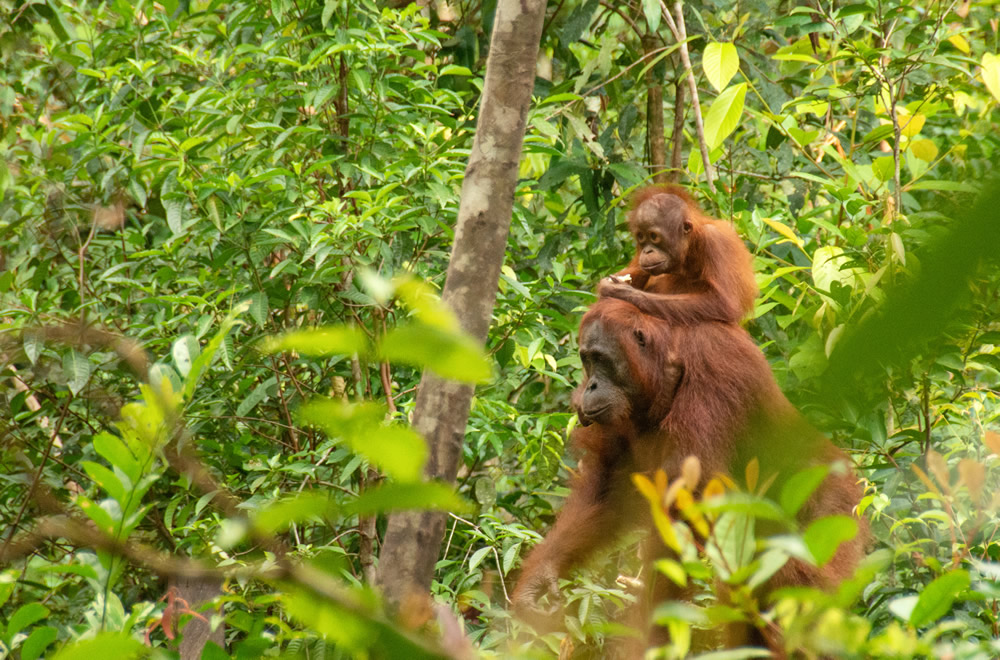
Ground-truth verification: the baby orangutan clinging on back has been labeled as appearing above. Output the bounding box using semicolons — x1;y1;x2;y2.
598;185;758;325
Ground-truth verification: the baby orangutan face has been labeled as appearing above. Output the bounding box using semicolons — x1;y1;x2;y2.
630;193;693;276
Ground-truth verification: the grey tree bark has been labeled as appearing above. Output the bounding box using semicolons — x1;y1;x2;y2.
377;0;546;606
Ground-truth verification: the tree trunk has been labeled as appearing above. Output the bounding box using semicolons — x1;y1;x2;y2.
377;0;546;607
669;79;686;183
643;36;668;185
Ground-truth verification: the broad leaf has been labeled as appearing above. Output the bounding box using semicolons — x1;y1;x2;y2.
703;42;739;92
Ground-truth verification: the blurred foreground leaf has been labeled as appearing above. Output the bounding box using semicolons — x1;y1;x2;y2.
820;181;1000;403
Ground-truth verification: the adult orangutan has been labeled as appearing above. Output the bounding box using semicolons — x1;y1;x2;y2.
512;298;866;654
598;185;758;325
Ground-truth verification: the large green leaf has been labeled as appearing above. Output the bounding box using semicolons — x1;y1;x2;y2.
703;42;740;92
909;569;969;628
703;83;746;150
50;632;145;660
343;482;468;516
299;399;427;482
260;326;369;357
803;515;858;566
380;323;490;383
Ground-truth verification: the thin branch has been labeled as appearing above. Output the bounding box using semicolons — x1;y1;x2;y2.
661;0;715;191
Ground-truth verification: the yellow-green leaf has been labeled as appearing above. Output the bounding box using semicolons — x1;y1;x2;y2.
899;112;925;137
703;83;747;150
982;53;1000;103
703;42;740;92
259;326;369;357
910;138;938;162
761;217;804;248
379;323;490;383
947;34;970;54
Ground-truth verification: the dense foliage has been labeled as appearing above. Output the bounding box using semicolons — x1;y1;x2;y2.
2;0;1000;657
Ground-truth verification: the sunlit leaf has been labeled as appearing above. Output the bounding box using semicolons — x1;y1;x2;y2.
910;138;938;162
982;53;1000;103
93;432;141;484
898;111;925;137
380;323;490;383
761;217;804;249
343;482;468;516
394;277;459;331
299;399;426;482
703;42;739;92
21;625;58;660
253;491;335;535
947;34;970;54
171;335;199;378
703;83;747;150
81;461;126;503
654;558;687;587
642;0;660;33
260;326;369;357
50;632;146;660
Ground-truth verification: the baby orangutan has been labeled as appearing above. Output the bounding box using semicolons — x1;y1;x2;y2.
599;185;758;325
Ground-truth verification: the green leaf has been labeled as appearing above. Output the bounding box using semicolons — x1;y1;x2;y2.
253;492;335;535
380;323;489;383
63;350;91;396
299;399;427;481
909;569;969;628
249;292;268;327
50;632;146;660
703;42;739;92
171;334;200;378
982;53;1000;103
706;512;755;579
21;625;58;660
343;482;468;516
93;432;141;483
703;83;746;150
642;0;660;33
184;308;243;400
148;363;182;397
803;515;858;566
393;277;460;331
6;602;48;643
907;180;976;192
81;461;126;503
75;494;115;533
439;64;472;76
468;546;492;571
260;326;368;357
872;156;895;182
0;572;15;609
779;465;829;515
910;138;938;162
283;586;443;660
